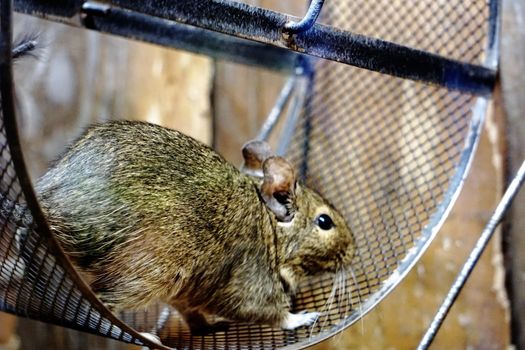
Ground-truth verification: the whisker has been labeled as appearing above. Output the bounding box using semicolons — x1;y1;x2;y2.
309;271;338;340
349;267;365;336
337;268;343;314
340;266;348;320
320;271;340;332
332;269;347;344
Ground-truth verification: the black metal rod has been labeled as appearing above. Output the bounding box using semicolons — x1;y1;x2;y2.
417;160;525;350
13;0;82;18
108;0;496;95
283;0;325;34
82;1;299;72
13;0;497;94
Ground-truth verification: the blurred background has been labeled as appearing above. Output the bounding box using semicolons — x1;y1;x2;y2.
0;0;523;349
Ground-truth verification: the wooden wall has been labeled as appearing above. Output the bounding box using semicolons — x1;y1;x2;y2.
500;0;525;348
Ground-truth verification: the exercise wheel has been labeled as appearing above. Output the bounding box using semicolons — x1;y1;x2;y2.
0;0;499;349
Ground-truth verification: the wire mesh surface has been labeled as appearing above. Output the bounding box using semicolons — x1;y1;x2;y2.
112;73;482;350
235;0;490;65
316;0;490;64
0;0;496;349
111;0;494;349
0;110;145;347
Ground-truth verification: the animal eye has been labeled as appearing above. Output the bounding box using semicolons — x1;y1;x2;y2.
316;214;334;230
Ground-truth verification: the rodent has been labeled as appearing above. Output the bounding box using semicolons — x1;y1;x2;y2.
31;120;355;334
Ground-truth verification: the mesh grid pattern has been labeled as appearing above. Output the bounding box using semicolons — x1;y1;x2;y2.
287;67;475;321
114;73;477;350
318;0;489;64
114;0;489;348
0;108;142;345
0;0;493;349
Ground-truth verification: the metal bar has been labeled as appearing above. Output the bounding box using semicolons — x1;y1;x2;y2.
485;0;501;70
11;34;38;60
256;75;297;141
276;75;308;156
12;0;497;94
109;0;496;95
417;159;525;350
82;2;299;72
283;0;325;34
13;0;83;19
298;59;315;181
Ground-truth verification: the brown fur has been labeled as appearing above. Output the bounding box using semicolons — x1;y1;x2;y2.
34;121;355;332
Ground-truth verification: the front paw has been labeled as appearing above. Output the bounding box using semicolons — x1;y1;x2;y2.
281;311;320;330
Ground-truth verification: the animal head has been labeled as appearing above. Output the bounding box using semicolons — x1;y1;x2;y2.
241;140;355;288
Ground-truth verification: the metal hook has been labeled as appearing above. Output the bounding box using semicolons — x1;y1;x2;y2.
283;0;325;34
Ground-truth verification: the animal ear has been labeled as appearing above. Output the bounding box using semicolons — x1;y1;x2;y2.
261;156;296;222
241;140;273;177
